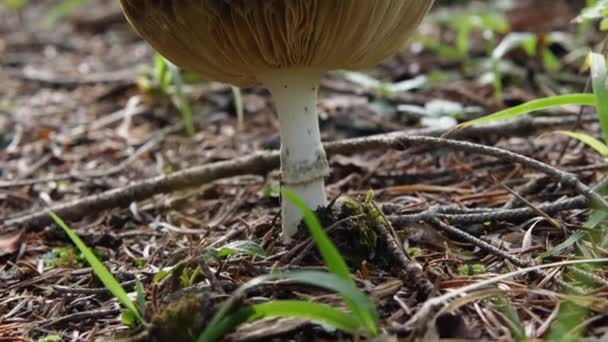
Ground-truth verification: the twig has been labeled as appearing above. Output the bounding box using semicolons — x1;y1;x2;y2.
493;176;561;229
50;280;137;295
371;202;434;297
389;196;588;226
39;308;122;328
3;132;605;233
398;258;608;338
502;177;552;209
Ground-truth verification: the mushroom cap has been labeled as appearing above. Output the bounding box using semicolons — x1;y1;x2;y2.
121;0;433;87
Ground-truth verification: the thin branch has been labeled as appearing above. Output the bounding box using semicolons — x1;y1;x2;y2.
389;196;589;226
3;129;605;233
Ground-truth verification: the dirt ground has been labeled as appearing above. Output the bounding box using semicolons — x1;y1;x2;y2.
2;1;608;341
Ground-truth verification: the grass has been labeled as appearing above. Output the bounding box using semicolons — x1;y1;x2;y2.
49;211;144;323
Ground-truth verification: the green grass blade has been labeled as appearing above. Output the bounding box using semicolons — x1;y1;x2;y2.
168;63;195;137
555;131;608;156
538;231;587;260
493;296;529;342
250;301;361;332
278;271;378;335
200;271;379;341
231;86;244;131
200;300;361;342
282;189;353;284
453;94;596;130
590;52;608;143
198;306;254;342
45;0;90;26
48;211;142;322
154;54;171;93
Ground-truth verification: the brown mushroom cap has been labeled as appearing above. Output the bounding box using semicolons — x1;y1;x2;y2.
121;0;433;87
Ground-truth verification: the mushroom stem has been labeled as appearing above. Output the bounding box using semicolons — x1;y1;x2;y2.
259;68;330;240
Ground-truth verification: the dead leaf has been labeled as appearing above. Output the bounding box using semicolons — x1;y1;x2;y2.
0;229;25;257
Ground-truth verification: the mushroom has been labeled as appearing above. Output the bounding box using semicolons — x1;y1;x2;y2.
120;0;434;240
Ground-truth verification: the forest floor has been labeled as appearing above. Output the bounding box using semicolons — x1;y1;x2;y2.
2;1;608;341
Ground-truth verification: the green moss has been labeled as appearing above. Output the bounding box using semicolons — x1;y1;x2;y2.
457;263;487;276
147;291;216;342
407;247;423;256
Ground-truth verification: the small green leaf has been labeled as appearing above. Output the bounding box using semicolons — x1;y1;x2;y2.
49;212;143;322
538;231;587;259
575;0;608;23
135;278;146;315
555;131;608;157
154;54;171;93
168;62;196;137
248;300;361;333
2;0;27;10
199;271;379;341
210;240;266;259
153;269;171;283
121;310;138;328
590;52;608;143
36;335;63;342
45;0;91;26
493;297;528;342
585;210;608;229
453;94;596;130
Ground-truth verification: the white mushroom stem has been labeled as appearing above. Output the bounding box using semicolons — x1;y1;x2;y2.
259;68;330;240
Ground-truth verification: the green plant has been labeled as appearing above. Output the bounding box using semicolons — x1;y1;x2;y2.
206;240;265;261
493;297;528;342
197;189;380;341
457;263;487;276
1;0;27;10
138;54;196;136
43;246;88;268
36;335;63;342
576;0;608;31
45;0;90;26
49;212;144;324
547;299;589;342
451;93;597;131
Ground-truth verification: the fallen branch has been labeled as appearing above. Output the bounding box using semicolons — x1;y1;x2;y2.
3;124;606;233
388;196;589;225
